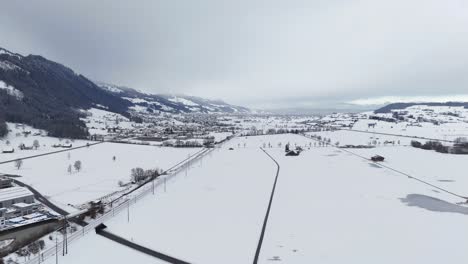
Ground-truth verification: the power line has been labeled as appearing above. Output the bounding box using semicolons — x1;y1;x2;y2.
301;134;468;200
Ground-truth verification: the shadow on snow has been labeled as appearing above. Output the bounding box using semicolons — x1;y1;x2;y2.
400;194;468;215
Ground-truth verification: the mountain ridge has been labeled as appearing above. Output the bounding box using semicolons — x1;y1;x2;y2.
0;46;250;138
96;81;250;114
374;102;468;113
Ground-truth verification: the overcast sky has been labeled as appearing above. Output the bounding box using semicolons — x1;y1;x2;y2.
1;0;468;109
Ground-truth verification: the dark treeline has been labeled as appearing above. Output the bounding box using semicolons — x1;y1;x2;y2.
376;102;468;114
0;116;7;137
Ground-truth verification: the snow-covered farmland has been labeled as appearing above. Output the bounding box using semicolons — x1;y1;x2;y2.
81;108;136;135
0;123;92;162
306;129;412;146
42;233;158;264
44;142;278;264
352;118;468;141
258;138;468;263
32;133;468;264
350;146;468;197
0;143;199;212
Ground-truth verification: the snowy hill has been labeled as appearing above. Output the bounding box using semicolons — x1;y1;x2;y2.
0;47;131;138
97;82;250;114
375;102;468;113
0;46;250;139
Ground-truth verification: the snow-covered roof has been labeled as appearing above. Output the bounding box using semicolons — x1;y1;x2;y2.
13;202;34;208
0;187;34;203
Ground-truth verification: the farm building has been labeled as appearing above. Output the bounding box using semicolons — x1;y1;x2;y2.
0;208;6;228
1;147;14;153
286;150;300;156
0;176;13;189
0;187;34;209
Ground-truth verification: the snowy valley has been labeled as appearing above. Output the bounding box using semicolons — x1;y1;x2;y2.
0;103;467;264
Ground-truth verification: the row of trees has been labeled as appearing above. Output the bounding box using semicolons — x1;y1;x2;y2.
411;140;449;153
130;167;162;183
163;140;203;148
0;119;7;138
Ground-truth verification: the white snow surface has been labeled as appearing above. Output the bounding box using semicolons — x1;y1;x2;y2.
168;96;199;106
0;142;199;210
0;80;23;99
24;122;468;264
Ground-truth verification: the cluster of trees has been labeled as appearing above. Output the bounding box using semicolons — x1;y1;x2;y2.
452;137;468;154
67;160;82;174
411;140;449;153
243;128;309;137
165;140;203;148
130;167;162;183
14;239;46;258
369;115;397;123
309;135;333;146
0;117;7;138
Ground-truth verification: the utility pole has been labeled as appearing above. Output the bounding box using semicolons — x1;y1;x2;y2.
127;201;130;223
65;222;68;255
55;235;58;264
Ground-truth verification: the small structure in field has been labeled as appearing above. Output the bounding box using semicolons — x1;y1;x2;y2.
371;155;385;162
1;147;14;154
286;150;300;156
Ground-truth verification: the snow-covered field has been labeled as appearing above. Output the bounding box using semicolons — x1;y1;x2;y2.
38;132;468;264
0;142;199;211
350;146;468;196
259;145;468;263
306;129;412;146
0;123;93;162
44;142;278;264
81;108;136;135
352;119;468;141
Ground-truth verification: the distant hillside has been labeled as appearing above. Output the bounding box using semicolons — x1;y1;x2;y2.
0;46;250;139
97;82;250;114
0;47;131;138
374;102;468;113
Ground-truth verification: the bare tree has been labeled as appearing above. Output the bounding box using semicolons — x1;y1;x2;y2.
74;160;82;172
67;164;72;174
33;139;40;150
14;159;23;170
130;167;145;183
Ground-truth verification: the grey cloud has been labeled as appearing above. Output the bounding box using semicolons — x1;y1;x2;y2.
1;0;468;109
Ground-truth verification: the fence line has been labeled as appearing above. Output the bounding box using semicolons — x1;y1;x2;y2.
22;147;214;264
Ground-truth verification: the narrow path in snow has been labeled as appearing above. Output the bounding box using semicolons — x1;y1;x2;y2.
253;148;281;264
